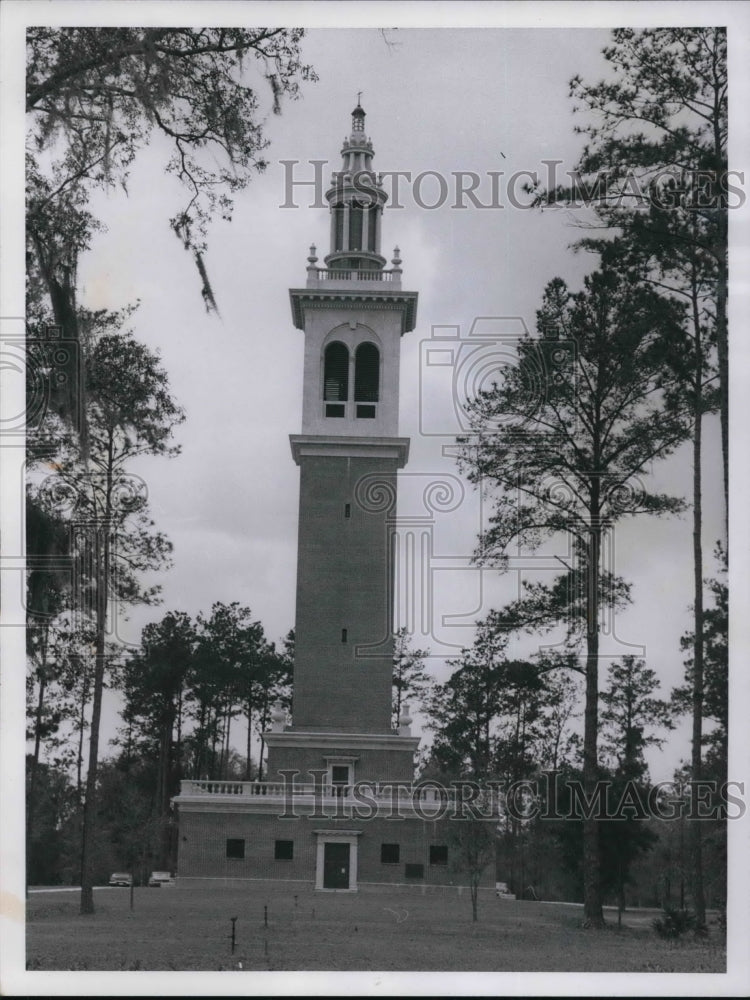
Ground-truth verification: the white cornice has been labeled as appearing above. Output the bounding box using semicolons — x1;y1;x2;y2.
289;434;410;467
289;288;418;334
175;798;445;820
264;730;420;752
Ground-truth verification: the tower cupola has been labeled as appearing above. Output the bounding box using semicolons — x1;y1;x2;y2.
324;101;388;272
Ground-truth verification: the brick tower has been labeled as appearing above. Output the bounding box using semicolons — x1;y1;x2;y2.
263;103;421;876
284;102;417;734
175;107;493;893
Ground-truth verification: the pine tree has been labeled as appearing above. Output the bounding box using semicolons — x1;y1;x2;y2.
456;268;689;925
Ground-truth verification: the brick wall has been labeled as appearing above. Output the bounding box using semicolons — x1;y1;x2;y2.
293;454;397;732
266;744;415;784
177;810;495;888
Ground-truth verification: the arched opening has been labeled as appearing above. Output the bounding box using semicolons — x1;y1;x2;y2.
367;206;378;253
354;342;379;418
333;205;344;251
324;341;349;417
349;202;363;250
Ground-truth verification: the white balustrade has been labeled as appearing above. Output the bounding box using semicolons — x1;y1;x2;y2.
306;268;398;287
178;779;484;807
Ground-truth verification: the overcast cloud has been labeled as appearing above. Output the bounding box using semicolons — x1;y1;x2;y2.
3;8;748;793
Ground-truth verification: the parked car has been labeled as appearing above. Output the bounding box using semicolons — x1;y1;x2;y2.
108;872;133;887
495;881;516;899
147;870;174;887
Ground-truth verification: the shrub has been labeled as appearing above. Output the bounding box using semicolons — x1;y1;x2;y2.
652;905;697;939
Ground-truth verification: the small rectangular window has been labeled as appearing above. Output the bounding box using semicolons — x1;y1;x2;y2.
430;845;448;866
341;628;347;643
226;838;245;859
381;843;400;864
344;503;351;518
326;403;345;418
405;863;424;879
331;765;350;798
274;839;294;860
356;404;376;419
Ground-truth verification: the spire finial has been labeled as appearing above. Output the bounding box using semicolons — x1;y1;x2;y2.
351;98;366;132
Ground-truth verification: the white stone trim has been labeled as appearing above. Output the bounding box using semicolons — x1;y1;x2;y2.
264;729;419;753
314;830;361;891
289;288;418;334
325;758;355;788
289;433;409;467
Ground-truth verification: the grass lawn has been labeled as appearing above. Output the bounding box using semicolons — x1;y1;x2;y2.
25;883;726;973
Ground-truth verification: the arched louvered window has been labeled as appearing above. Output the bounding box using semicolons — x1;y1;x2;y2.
324;341;349;417
354;342;379;418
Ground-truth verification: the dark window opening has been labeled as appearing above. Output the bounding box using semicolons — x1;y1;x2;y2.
274;839;294;861
356;404;376;419
331;765;349;798
367;207;378;252
349;202;363;250
324;342;349;401
341;628;348;643
226;838;245;859
325;403;345;418
381;843;400;864
344;503;351;518
334;205;344;251
405;863;424;879
430;845;448;866
354;342;380;402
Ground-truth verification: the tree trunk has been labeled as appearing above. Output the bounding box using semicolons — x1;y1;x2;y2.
222;701;232;778
245;698;253;780
194;701;207;779
79;524;110;913
175;685;183;784
712;77;728;537
257;693;271;781
582;522;604;927
393;673;401;731
29;228;88;456
157;703;175;868
75;656;89;802
79;436;113;914
715;239;728;535
210;707;219;779
26;635;49;889
689;280;707;928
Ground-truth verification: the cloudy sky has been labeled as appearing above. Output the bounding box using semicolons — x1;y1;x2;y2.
2;6;750;997
4;3;749;788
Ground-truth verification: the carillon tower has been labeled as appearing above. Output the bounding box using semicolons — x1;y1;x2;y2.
175;107;492;894
275;102;417;738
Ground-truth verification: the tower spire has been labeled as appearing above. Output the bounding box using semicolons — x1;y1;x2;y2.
324;102;388;271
